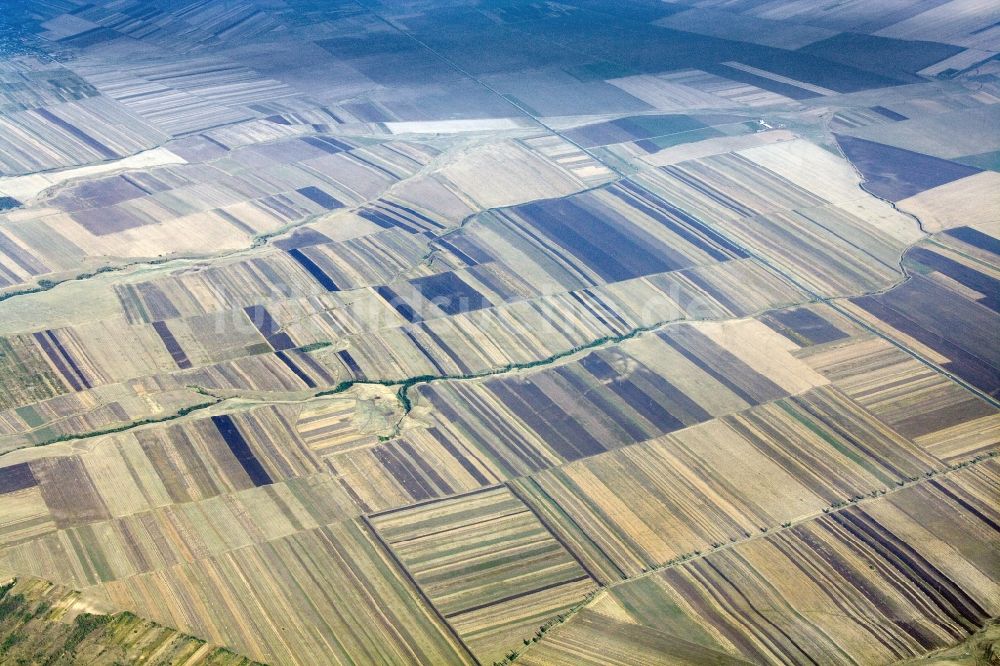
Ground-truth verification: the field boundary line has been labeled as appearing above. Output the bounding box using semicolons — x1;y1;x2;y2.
506;480;607;584
366;483;505;519
359;514;481;666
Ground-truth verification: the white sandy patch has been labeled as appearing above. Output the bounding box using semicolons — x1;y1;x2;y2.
896;171;1000;233
438;140;582;209
0;147;186;202
721;62;837;96
739;138;924;244
695;318;830;395
641;129;795;165
384;118;528;135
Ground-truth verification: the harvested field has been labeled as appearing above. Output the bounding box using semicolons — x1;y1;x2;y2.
519;461;1000;665
0;2;997;664
370;486;598;663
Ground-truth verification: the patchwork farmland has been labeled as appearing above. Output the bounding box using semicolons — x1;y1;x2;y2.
0;1;997;665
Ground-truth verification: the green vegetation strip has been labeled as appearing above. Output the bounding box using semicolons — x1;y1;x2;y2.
0;260;177;305
0;395;221;460
319;311;741;426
